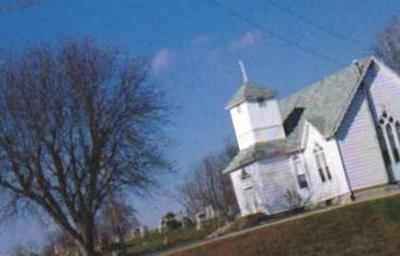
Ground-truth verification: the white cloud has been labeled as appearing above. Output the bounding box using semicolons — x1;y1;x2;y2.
191;35;211;46
229;30;262;50
151;48;174;73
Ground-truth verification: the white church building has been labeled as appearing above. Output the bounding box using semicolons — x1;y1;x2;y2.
223;56;400;216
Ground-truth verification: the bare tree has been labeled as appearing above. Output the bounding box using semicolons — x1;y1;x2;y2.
96;194;140;253
8;242;39;256
374;16;400;73
178;141;238;216
0;38;170;256
42;231;78;256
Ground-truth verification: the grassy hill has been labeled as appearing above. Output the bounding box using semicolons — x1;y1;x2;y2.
168;193;400;256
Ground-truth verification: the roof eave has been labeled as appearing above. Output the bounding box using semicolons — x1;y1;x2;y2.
331;56;374;137
222;147;299;175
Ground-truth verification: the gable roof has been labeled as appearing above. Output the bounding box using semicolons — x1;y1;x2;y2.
280;56;373;140
223;56;376;174
225;81;276;109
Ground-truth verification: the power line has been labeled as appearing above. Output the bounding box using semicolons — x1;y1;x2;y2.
0;0;44;15
266;1;361;46
208;0;345;66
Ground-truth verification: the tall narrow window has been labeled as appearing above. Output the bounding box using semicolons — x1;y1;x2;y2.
386;124;400;162
293;157;308;189
325;167;332;180
377;125;391;166
396;122;400;147
314;144;331;182
314;148;326;182
320;150;332;180
298;174;308;189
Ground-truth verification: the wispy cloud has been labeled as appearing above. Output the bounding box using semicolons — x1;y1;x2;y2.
191;35;211;46
151;48;174;74
229;30;262;51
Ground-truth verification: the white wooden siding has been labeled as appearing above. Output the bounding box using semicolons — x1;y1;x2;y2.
365;62;400;181
231;121;352;216
303;123;350;203
337;84;388;191
255;157;297;214
230;162;265;216
230;157;296;216
230;100;286;150
367;62;400;119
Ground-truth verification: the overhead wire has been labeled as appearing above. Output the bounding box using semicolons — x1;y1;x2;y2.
266;1;362;46
208;0;346;66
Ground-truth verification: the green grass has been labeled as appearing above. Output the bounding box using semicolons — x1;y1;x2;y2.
170;194;400;256
119;220;224;256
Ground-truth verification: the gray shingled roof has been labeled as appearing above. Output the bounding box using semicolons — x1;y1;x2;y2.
223;139;299;174
280;56;372;139
223;56;375;174
225;81;276;109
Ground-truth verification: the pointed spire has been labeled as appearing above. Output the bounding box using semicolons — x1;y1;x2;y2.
238;59;248;83
226;60;276;109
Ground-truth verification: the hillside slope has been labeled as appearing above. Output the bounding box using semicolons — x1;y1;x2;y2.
168;194;400;256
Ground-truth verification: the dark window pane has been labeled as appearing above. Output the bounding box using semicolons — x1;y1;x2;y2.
318;168;326;182
298;174;308;188
396;122;400;147
387;124;400;162
241;169;250;180
326;167;332;180
377;126;391;165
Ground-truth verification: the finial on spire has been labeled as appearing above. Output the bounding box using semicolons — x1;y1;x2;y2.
238;59;248;83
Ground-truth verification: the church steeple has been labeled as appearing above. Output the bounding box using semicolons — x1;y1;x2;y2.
225;80;276;110
239;60;249;83
226;61;285;150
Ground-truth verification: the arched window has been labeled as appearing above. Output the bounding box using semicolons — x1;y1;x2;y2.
315;151;325;182
386;123;400;163
320;149;332;180
378;112;400;165
377;125;391;166
314;144;331;182
396;122;400;146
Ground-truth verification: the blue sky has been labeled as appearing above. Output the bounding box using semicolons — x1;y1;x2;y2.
0;0;399;253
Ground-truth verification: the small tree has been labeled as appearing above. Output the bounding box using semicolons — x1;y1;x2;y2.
9;243;39;256
97;194;140;252
178;141;238;217
0;38;170;256
284;189;303;210
42;231;78;256
161;212;182;231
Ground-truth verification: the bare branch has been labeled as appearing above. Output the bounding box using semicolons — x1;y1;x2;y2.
0;38;171;256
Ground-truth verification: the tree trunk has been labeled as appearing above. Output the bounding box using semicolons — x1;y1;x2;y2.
76;217;97;256
76;233;97;256
117;224;127;255
83;234;96;256
77;242;96;256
